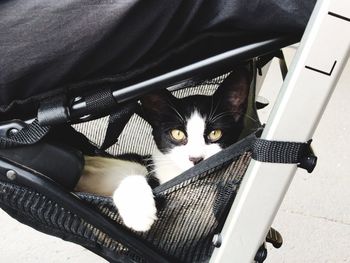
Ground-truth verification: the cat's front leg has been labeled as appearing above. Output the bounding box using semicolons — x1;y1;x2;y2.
113;175;157;232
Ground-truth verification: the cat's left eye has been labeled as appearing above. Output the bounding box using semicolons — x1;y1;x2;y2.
208;129;222;142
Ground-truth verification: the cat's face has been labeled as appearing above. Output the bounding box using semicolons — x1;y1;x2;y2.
141;67;251;177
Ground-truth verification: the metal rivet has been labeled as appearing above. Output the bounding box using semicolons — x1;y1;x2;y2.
212;234;222;248
6;170;17;181
8;128;19;136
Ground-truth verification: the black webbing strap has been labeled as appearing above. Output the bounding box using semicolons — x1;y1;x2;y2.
99;102;140;151
38;94;69;125
0;119;50;149
252;138;310;164
252;138;317;173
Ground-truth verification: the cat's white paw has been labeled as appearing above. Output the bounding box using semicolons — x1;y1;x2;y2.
113;175;157;232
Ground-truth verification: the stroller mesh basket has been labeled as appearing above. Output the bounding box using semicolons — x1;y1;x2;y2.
0;137;254;263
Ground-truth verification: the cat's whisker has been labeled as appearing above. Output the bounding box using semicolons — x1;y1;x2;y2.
209;111;259;124
161;121;183;126
168;103;185;123
145;162;155;168
151;160;174;165
208;95;216;121
149;159;174;165
211;111;232;118
147;155;174;162
208;99;221;122
210;111;234;122
147;162;175;177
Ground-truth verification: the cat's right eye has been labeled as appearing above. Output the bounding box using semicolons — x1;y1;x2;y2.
170;129;186;142
208;129;222;142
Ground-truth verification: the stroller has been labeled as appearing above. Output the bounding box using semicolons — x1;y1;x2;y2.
0;0;349;262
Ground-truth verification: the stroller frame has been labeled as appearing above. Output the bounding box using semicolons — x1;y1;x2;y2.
211;0;350;262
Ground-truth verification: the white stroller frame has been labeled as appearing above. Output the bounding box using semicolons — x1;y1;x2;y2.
210;0;350;262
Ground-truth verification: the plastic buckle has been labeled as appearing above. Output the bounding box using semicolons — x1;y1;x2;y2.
255;228;283;263
298;140;317;173
266;227;283;248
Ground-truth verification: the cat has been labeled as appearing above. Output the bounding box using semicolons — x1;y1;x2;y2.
75;67;251;232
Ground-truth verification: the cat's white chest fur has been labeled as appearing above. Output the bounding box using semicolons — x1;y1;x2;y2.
152;148;185;184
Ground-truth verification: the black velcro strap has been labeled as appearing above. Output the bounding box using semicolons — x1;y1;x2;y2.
99;102;140;151
0;119;50;149
252;139;309;164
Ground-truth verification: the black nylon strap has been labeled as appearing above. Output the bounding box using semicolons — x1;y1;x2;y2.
252;138;309;164
38;94;69;125
0;119;50;149
99;102;140;151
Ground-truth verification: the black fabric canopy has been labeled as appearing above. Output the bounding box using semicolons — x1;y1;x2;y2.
0;0;316;118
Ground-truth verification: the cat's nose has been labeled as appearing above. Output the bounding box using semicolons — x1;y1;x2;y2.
189;156;204;165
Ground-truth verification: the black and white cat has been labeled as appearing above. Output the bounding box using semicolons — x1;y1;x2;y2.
76;67;250;232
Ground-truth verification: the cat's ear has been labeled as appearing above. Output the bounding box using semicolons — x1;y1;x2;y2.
140;88;175;124
214;66;251;121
